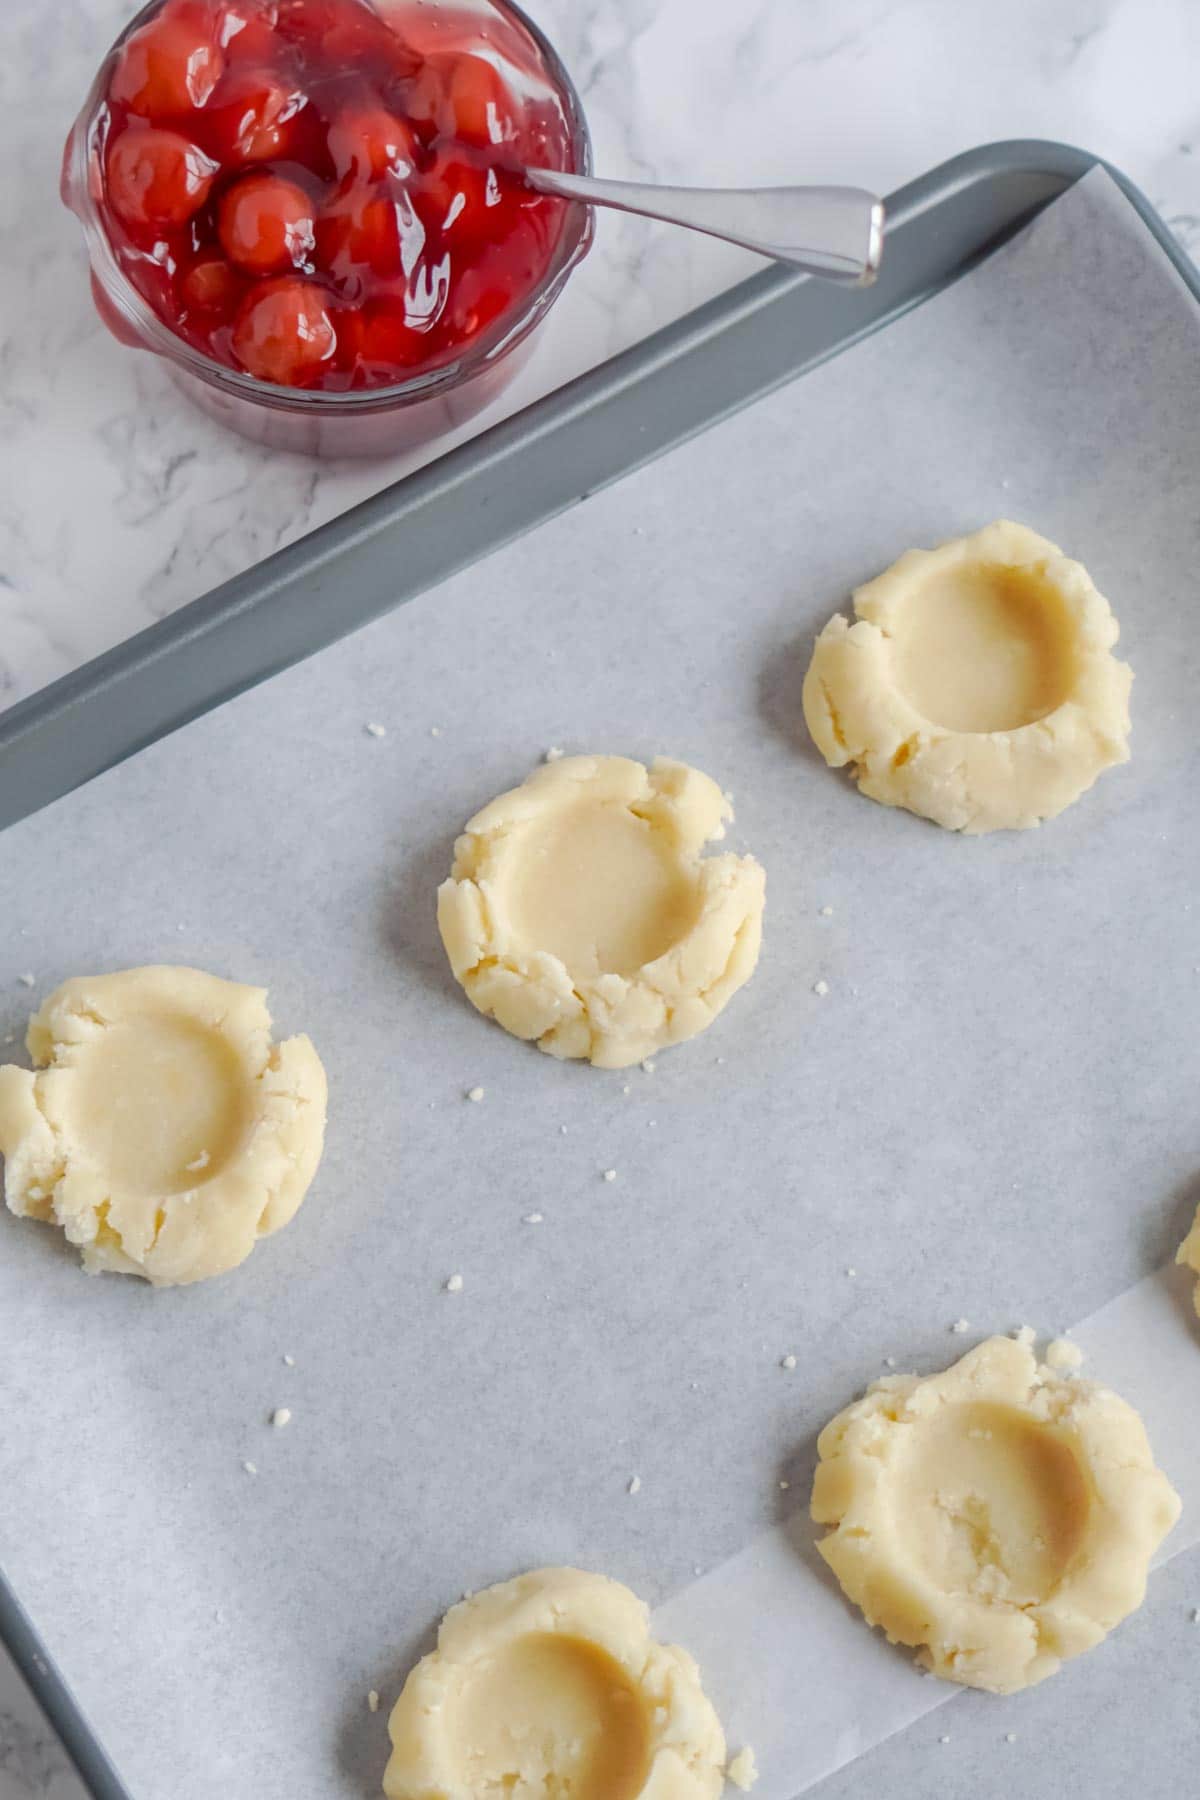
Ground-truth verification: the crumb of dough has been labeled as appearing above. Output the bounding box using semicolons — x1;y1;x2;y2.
271;1408;291;1429
950;1318;970;1334
1044;1337;1084;1372
820;905;834;917
17;974;35;988
430;726;442;738
802;521;1133;833
845;1267;857;1278
603;1169;618;1183
544;746;564;761
780;1354;797;1371
243;1461;258;1476
813;979;829;997
812;1334;1180;1693
726;1746;759;1790
437;756;765;1070
466;1086;485;1102
445;1274;464;1294
382;1568;726;1800
523;1213;544;1225
368;1690;380;1713
628;1475;642;1495
283;1354;295;1368
0;967;326;1287
364;722;387;738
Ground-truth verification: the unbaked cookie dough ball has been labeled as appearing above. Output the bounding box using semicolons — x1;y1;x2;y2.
811;1333;1179;1694
383;1567;727;1800
437;756;765;1069
803;521;1133;833
0;967;326;1287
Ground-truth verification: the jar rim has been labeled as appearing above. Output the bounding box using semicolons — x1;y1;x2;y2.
67;0;594;414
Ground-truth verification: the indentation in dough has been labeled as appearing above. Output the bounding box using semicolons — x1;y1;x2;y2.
70;1014;251;1198
890;563;1079;733
450;1632;651;1800
503;802;703;979
801;521;1133;833
892;1401;1089;1605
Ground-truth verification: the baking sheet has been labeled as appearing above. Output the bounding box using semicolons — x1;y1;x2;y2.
1;166;1199;1800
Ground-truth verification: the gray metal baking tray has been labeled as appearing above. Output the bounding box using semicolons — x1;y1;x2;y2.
1;139;1197;1800
3;138;1195;840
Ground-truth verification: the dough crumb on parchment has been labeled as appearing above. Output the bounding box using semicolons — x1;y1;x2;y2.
726;1745;759;1790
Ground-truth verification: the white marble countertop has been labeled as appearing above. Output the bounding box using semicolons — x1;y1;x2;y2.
1;0;1198;1793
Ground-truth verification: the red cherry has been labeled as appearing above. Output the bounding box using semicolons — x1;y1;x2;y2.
106;127;217;227
359;299;426;374
109;1;225;117
327;104;418;182
419;150;513;242
204;69;307;163
442;218;548;346
231;277;336;382
218;2;279;55
442;267;515;347
315;186;405;289
218;172;315;273
443;53;518;149
179;252;242;313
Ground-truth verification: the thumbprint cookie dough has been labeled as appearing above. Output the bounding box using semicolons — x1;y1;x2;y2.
1177;1206;1200;1316
811;1333;1179;1694
383;1567;727;1800
802;520;1133;832
437;756;765;1069
0;967;326;1287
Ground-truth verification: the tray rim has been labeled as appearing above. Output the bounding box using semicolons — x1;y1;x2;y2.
2;137;1198;1800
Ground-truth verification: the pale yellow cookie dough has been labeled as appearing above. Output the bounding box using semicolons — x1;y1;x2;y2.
383;1567;727;1800
0;967;326;1287
437;756;765;1069
802;521;1133;832
1177;1206;1200;1316
811;1334;1179;1694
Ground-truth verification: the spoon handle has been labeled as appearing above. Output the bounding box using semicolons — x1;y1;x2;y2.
525;170;885;285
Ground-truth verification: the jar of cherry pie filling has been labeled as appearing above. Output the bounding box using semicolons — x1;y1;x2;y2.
62;0;593;457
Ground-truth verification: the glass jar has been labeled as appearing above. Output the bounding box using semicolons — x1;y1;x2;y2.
61;0;593;457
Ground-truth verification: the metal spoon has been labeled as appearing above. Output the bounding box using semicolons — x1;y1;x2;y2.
525;169;885;285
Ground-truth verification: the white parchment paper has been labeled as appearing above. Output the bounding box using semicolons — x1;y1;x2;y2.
1;169;1198;1800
